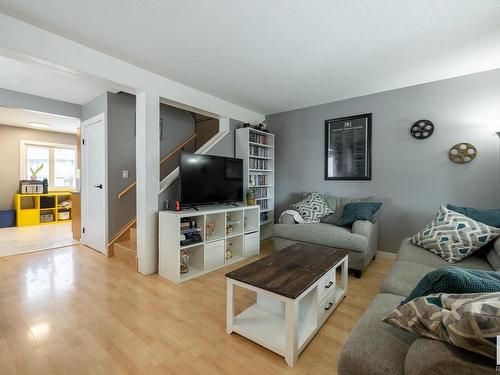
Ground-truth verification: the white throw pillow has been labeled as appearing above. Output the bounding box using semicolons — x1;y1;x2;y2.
290;192;334;224
411;206;500;263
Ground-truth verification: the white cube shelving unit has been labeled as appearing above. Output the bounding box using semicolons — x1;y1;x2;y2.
236;127;275;236
159;204;260;283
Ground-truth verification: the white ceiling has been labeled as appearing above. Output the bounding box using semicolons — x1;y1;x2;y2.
0;54;123;105
1;0;500;114
0;106;80;134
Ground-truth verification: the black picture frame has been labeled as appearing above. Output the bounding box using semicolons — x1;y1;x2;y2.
324;113;372;180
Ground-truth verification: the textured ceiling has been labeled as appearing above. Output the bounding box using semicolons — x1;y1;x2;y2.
1;0;500;114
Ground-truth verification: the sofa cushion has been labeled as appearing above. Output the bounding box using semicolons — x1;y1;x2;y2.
273;223;368;253
381;261;436;297
384;292;500;360
486;238;500;271
405;338;495;375
410;206;500;263
397;238;492;270
337;293;415;375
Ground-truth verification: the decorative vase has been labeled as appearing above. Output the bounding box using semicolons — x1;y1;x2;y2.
246;190;256;206
31;175;37;181
180;249;190;274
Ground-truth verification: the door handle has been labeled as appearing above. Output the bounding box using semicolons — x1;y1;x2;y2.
94;184;103;189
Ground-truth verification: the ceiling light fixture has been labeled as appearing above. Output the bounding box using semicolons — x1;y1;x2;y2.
28;122;50;129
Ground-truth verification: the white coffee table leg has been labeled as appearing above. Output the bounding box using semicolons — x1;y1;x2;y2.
284;299;298;367
341;257;348;295
226;278;234;334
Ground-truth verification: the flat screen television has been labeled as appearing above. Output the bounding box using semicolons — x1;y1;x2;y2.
179;152;243;207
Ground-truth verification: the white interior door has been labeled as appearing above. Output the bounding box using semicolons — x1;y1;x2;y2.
81;113;107;254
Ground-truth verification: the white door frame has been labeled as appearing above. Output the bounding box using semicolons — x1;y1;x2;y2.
81;112;108;255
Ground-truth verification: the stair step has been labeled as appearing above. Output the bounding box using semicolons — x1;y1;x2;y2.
114;241;137;262
129;227;137;244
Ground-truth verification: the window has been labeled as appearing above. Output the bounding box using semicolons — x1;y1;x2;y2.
21;141;77;190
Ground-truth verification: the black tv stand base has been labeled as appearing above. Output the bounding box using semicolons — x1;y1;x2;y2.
226;202;239;207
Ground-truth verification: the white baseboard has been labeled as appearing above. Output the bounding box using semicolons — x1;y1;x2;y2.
377;251;397;259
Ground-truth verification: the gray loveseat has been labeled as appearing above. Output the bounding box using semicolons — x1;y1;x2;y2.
273;194;378;278
337;238;495;375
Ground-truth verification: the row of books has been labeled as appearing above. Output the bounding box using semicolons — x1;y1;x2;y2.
258;200;269;210
254;187;268;199
249;158;269;170
249;145;270;157
249;133;270;145
249;174;269;186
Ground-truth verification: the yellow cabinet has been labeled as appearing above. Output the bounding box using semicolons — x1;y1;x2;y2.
15;193;72;227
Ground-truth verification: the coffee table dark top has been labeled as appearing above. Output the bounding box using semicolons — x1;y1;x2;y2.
226;243;348;299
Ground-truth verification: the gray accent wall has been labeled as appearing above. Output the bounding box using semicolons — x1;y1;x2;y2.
266;69;500;253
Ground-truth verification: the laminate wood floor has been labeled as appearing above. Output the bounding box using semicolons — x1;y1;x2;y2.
0;241;394;374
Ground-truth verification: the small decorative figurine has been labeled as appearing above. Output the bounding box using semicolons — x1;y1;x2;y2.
226;225;233;235
180;249;190;274
205;223;214;240
226;242;233;260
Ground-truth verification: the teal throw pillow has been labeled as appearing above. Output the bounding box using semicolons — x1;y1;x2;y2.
403;267;500;305
447;204;500;228
337;202;382;227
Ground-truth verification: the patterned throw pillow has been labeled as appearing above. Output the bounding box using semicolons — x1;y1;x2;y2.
410;206;500;263
291;192;333;224
384;292;500;359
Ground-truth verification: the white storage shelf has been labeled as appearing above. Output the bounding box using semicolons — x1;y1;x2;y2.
159;204;260;283
236;128;275;235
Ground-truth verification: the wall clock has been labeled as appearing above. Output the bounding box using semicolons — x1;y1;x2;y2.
448;143;477;164
410;119;434;139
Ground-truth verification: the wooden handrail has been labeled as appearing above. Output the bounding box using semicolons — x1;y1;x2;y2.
117;133;197;199
159;133;197;165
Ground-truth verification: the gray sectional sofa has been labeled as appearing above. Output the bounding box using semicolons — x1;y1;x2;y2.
337;238;495;375
273;194;378;277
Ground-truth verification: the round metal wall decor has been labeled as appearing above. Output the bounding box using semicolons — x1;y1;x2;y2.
410;119;434;139
448;143;477;164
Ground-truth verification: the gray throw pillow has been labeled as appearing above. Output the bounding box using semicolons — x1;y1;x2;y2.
384;292;500;360
290;192;333;223
411;206;500;263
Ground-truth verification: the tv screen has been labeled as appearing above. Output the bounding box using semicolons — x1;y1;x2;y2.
179;153;243;207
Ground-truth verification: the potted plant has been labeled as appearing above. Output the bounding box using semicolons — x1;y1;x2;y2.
246;187;256;206
30;164;44;181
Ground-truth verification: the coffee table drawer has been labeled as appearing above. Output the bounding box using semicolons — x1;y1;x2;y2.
318;291;337;323
317;268;336;302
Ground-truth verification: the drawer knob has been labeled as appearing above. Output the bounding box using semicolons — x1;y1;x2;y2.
325;281;334;289
324;302;334;311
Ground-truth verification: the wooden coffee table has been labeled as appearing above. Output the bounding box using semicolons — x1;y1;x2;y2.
226;243;348;367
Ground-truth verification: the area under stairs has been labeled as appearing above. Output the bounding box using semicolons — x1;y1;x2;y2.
113;225;137;266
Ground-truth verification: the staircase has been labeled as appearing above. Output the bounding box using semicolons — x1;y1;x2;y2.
108;117;228;268
113;225;138;266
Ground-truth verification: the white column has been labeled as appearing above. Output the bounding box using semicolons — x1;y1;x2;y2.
136;91;160;275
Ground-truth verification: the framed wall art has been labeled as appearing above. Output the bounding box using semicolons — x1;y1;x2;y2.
325;113;372;180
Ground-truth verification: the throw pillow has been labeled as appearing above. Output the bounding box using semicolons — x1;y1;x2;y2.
410;206;500;263
290;192;333;224
402;266;500;304
384;292;500;359
447;204;500;227
337;202;382;227
320;195;377;225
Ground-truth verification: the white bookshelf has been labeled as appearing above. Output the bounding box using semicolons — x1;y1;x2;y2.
159;204;260;283
236;128;275;234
